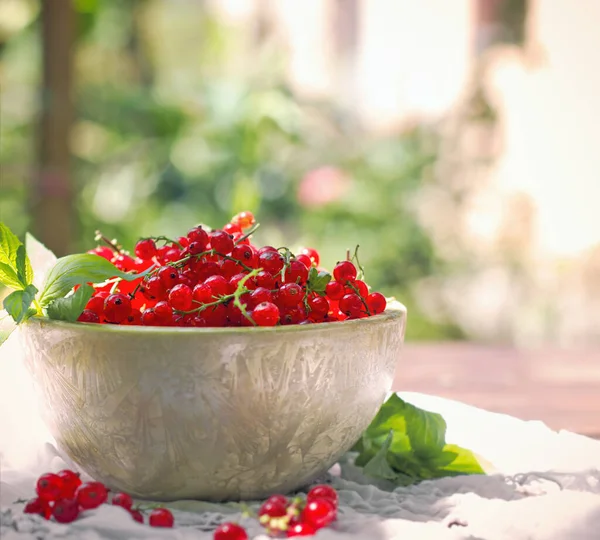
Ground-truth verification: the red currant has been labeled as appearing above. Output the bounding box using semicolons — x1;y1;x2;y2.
295;254;312;269
231;244;256;266
23;497;49;517
228;273;254;294
86;291;109;315
258;251;284;275
339;293;363;318
307;484;338;507
149;507;174;528
154;301;174;325
220;258;240;279
204;275;229;298
89;246;115;261
168;284;193;311
252;302;280;326
158;266;180;290
52;498;79;523
188;226;209;249
279;283;304;307
325;281;345;301
78;310;99;323
248;287;272;308
346;279;368;298
223;222;242;235
104;293;132;324
112;254;136;272
231;211;255;230
203;303;227;326
307;295;329;316
333;261;357;284
367;292;386;315
162;248;183;264
265;494;288;507
284;260;309;284
130;509;144;523
258;499;287;520
142;276;166;301
57;470;81;499
287;522;316;537
75;481;108;509
255;270;276;290
112;492;133;510
301;498;336;529
141;308;158;326
210;230;234;254
134;239;157;261
280;306;307;325
214;522;248;540
195;261;221;282
36;473;64;501
299;247;320;266
257;245;277;256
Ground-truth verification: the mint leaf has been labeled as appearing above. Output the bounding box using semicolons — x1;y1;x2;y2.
353;394;485;485
47;284;94;322
15;245;32;286
3;284;38;324
39;253;150;307
0;223;22;268
0;262;23;290
306;267;331;296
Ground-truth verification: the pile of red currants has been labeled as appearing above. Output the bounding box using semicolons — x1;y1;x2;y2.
80;211;387;327
23;470;174;527
215;484;340;539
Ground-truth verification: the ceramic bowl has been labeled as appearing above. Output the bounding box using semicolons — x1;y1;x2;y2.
19;301;406;501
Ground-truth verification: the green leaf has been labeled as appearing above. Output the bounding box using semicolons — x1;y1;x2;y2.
403;402;446;459
3;284;38;324
435;444;485;475
0;262;24;290
15;245;33;286
362;432;403;480
47;284;95;322
39;253;150;307
0;222;22;268
306;267;331;295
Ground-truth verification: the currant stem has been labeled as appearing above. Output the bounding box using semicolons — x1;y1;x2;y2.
353;244;366;280
235;222;261;245
94;230;123;254
347;281;371;315
142;235;183;249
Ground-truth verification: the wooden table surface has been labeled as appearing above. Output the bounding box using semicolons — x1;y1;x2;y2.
393;342;600;437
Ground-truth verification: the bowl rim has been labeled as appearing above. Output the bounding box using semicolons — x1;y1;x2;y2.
23;300;406;336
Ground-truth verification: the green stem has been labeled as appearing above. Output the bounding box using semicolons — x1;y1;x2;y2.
235;222;261;245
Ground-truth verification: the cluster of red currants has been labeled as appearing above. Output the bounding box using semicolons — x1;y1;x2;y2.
80;211;387;327
22;470;174;527
214;484;339;539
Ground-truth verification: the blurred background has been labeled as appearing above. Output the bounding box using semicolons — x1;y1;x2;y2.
1;0;600;351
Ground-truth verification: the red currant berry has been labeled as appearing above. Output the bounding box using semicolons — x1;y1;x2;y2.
75;482;108;509
112;254;136;272
142;276;166;301
295;254;312;269
299;247;320;267
112;492;133;510
203;303;227;326
57;470;81;499
168;284;193;311
78;309;99;323
130;509;144;523
367;292;386;315
134;239;157;261
284;260;309;284
23;497;49;516
204;275;229;298
214;522;248;540
149;507;174;528
86;292;109;315
188;226;209;249
265;494;288;507
124;310;142;325
188;241;206;255
194;261;220;282
104;293;132;324
36;473;64;501
333;261;357;284
339;293;363;318
158;266;180;290
252;302;280;326
287;522;316;537
307;295;329;316
257;245;277;256
258;499;287;522
325;281;345;301
248;287;272;308
210;230;234;255
255;270;276;290
280;306;307;325
258;251;284;275
279;283;304;307
228;273;254;294
231;211;255;230
346;279;368;298
307;484;338;507
162;248;182;264
192;282;212;304
231;244;256;266
88;246;115;261
301;498;336;529
154;301;174;325
220;258;240;279
223;222;242;235
52;498;79;523
141;308;158;326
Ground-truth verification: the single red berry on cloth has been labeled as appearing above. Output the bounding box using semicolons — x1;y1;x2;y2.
130;509;144;523
168;284;193;311
367;292;386;315
333;261;357;284
57;470;81;499
252;301;280;326
104;293;132;324
231;211;255;230
214;522;248;540
287;522;317;537
301;498;336;529
307;484;338;507
52;498;79;524
134;239;157;261
279;283;303;308
111;492;133;510
258;499;287;520
149;508;174;528
325;281;345;301
210;230;234;255
75;481;108;510
36;473;64;501
78;309;99;323
23;497;49;516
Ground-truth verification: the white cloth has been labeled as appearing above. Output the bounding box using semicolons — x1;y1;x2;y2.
2;329;600;540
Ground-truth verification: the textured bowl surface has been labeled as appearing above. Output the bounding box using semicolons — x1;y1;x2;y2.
19;302;406;501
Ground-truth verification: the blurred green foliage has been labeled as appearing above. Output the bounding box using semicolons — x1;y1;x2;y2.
0;0;463;341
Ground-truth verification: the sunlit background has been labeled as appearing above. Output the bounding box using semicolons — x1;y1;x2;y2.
1;0;599;345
